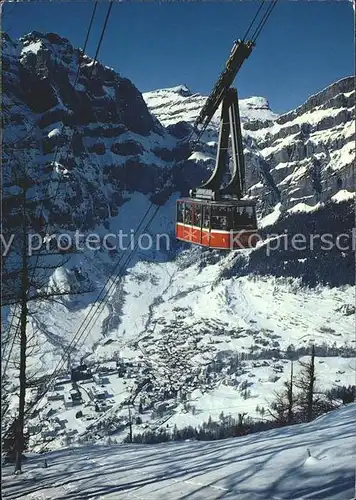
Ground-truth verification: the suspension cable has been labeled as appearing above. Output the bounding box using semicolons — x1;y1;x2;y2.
50;1;112;206
23;204;160;419
2;0;103;405
3;2;98;150
82;2;98;58
188;0;278;152
242;0;266;41
2;2;100;389
3;0;157;441
76;208;161;349
89;1;113;77
251;0;278;43
3;2;116;423
4;0;279;435
28;1;100;287
250;1;274;42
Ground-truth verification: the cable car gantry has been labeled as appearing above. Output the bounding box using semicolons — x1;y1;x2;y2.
176;0;278;250
176;39;258;250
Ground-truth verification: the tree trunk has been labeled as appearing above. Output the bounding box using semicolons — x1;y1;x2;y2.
307;344;315;422
15;186;29;473
287;361;294;424
128;405;132;443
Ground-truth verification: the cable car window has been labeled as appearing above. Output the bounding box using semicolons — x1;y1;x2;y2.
177;202;184;223
194;204;202;227
211;206;232;230
184;203;193;225
233;205;255;229
202;205;210;228
227;206;234;230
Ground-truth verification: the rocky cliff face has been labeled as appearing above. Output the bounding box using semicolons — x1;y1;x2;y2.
144;77;355;218
2;31;182;233
245;77;355;212
3;31;354;292
143;85;278;128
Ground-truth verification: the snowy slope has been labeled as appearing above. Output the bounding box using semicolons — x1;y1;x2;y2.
3;403;356;499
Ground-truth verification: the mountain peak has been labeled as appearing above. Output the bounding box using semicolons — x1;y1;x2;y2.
143;87;278;127
20;31;71;47
242;96;271;111
239;96;278;122
170;84;192;97
145;85;193;98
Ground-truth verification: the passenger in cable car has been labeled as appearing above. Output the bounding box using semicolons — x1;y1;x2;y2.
231;206;253;229
185;206;192;225
195;207;202;227
245;207;255;226
178;204;184;223
220;216;229;230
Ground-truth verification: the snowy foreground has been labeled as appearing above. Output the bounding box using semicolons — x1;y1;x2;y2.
3;404;356;500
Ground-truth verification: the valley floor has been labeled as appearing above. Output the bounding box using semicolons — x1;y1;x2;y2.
2;404;355;500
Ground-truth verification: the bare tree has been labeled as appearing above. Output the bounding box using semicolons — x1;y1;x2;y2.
2;164;92;473
268;361;296;425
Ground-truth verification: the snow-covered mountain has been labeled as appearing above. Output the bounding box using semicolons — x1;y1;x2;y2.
3;30;354;227
245;78;355;210
2;31;355;454
144;77;355;213
2;31;183;232
143;85;278;127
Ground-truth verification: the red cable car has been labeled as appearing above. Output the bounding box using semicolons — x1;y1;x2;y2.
176;198;258;250
175;41;259;251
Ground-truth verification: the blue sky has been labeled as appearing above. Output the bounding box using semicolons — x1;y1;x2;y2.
3;1;354;113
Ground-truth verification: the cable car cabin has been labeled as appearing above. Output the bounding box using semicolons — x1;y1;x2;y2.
175;42;261;251
176;198;259;250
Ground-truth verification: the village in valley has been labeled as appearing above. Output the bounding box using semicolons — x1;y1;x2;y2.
14;315;353;452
